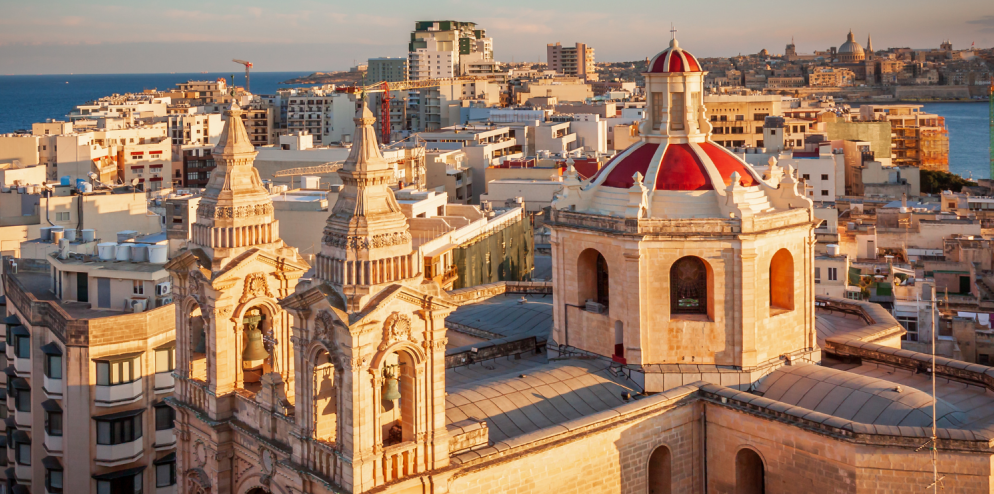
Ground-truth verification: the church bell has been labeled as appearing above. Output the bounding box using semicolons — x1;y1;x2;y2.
193;325;206;354
382;365;401;402
242;327;269;363
242;310;269;364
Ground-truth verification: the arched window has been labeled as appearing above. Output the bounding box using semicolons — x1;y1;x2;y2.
577;249;609;310
647;445;672;494
379;350;416;448
188;303;206;382
671;256;708;315
770;249;794;311
735;448;765;494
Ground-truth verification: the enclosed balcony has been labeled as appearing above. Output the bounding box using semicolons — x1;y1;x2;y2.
94;354;143;407
42;400;62;454
94;408;144;467
11;326;30;376
41;344;63;399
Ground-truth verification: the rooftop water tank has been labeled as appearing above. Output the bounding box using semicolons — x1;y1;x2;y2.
131;245;149;263
51;230;64;244
115;243;132;262
59;176;71;186
78;182;92;194
64;228;77;242
81;229;95;242
148;245;167;264
827;244;840;256
97;242;117;261
40;227;53;242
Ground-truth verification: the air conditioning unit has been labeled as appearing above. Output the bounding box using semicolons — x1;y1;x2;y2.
584;300;606;314
157;296;174;308
130;298;148;313
155;282;171;296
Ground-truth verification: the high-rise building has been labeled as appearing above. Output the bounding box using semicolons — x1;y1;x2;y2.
367;57;409;83
547;42;597;81
408;21;492;80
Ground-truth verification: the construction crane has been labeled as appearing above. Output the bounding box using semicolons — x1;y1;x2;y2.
233;59;253;93
989;76;993;182
352;76;487;144
272;162;344;179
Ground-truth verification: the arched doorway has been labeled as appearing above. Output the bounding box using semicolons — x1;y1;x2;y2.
647;445;671;494
735;448;765;494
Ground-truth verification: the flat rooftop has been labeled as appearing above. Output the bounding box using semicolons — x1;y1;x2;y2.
9;270;121;319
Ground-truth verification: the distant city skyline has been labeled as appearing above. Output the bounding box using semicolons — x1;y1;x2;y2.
1;0;992;75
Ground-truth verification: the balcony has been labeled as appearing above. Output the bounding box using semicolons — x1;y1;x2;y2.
43;375;62;398
154;372;174;395
95;438;144;466
156;486;178;494
15;462;31;482
14;408;31;428
13;355;29;376
154;429;176;450
44;432;62;454
95;378;143;407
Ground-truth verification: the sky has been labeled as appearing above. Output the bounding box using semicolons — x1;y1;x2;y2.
1;0;993;75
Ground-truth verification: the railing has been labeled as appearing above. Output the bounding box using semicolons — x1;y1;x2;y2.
379;441;419;484
184;378;210;413
306;439;340;482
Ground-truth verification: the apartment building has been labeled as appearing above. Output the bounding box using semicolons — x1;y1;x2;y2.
418;125;521;202
408;21;492;80
703;95;783;148
414;80;501;132
161;111;221;147
858;104;949;171
68;94;169;124
808;67;856;87
0;243;177;494
279;88;359;144
547;42;597;81
177;145;214;189
163;79;229;105
367;57;408;83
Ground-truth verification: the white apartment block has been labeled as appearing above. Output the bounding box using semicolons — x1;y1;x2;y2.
408;20;493;80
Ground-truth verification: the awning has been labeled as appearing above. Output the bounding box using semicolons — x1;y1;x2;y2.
41;400;62;413
92;352;142;363
11;430;30;444
10;326;28;337
40;343;62;356
42;456;62;470
12;483;29;494
92;465;145;481
93;407;143;421
10;378;29;390
153;452;176;465
0;295;6;305
3;315;20;326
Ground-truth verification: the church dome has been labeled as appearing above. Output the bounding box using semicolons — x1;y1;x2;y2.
647;38;702;73
838;30;865;61
553;38;812;220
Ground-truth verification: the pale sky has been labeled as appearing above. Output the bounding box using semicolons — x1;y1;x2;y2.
1;0;992;74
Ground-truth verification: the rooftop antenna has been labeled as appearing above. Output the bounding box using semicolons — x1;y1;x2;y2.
915;284;945;491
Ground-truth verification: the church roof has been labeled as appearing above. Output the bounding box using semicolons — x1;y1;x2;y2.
589;141;759;191
646;38;702;74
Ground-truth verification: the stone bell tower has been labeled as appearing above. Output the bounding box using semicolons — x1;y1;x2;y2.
166;103;310;494
280;100;456;493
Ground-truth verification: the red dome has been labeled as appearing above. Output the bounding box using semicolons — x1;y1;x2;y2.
647;40;702;74
590;141;758;191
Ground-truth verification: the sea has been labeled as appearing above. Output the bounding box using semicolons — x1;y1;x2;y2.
0;73;990;179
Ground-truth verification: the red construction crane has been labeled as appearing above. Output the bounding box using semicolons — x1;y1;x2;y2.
351;76;487;144
232;59;253;93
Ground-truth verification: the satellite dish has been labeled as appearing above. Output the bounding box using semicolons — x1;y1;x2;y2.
131;178;138;186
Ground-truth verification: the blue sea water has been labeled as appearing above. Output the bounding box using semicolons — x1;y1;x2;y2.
0;74;990;179
0;72;315;133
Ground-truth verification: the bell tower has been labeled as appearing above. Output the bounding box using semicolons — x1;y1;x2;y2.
166;103;310;494
280;100;456;493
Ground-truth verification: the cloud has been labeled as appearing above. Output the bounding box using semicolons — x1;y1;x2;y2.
966;15;994;33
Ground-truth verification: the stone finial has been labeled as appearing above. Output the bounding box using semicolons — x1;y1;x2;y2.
625;171;650;219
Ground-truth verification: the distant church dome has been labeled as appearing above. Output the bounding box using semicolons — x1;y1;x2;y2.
838;30;865;63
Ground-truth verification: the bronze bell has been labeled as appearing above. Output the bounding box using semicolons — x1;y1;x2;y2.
382;365;401;401
242;327;269;363
193;325;206;354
